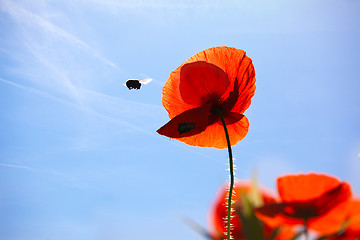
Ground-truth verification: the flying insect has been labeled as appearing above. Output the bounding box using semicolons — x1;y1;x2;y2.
125;78;152;90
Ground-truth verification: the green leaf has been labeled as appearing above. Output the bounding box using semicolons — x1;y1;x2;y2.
237;191;265;240
248;171;263;207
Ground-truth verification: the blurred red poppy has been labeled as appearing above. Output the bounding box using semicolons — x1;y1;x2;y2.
321;198;360;239
256;173;352;231
208;180;295;240
157;46;256;149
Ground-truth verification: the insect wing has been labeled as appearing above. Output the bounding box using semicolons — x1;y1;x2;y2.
139;78;153;85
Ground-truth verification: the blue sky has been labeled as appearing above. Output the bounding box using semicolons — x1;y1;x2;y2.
0;0;359;239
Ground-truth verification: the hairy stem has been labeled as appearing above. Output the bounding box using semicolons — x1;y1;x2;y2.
216;109;234;240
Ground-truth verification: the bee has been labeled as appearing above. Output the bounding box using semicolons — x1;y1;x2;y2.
125;78;153;90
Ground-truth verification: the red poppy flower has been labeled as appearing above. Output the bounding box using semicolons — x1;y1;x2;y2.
208;180;294;240
157;46;256;149
256;173;352;230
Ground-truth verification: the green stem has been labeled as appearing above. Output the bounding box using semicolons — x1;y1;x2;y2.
216;109;234;240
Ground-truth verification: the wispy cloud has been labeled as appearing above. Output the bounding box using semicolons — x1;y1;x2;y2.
0;77;155;135
14;42;83;101
82;88;162;109
0;76;76;106
79;0;224;10
0;0;218;163
0;76;219;161
0;162;90;189
0;163;36;171
0;1;160;130
0;0;131;108
0;0;122;72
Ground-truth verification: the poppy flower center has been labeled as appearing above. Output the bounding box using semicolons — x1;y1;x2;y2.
210;105;223;115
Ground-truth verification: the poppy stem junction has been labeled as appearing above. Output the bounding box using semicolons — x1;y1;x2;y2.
215;108;234;240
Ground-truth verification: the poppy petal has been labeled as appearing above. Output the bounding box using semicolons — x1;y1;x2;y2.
231;55;256;114
346;199;360;234
173;114;249;149
179;61;230;106
188;46;256;114
187;46;248;85
220;56;256;114
208;112;245;126
156;104;211;138
255;203;288;217
309;198;353;235
277;182;351;219
225;112;245;125
311;182;352;216
277;173;343;202
221;77;240;111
